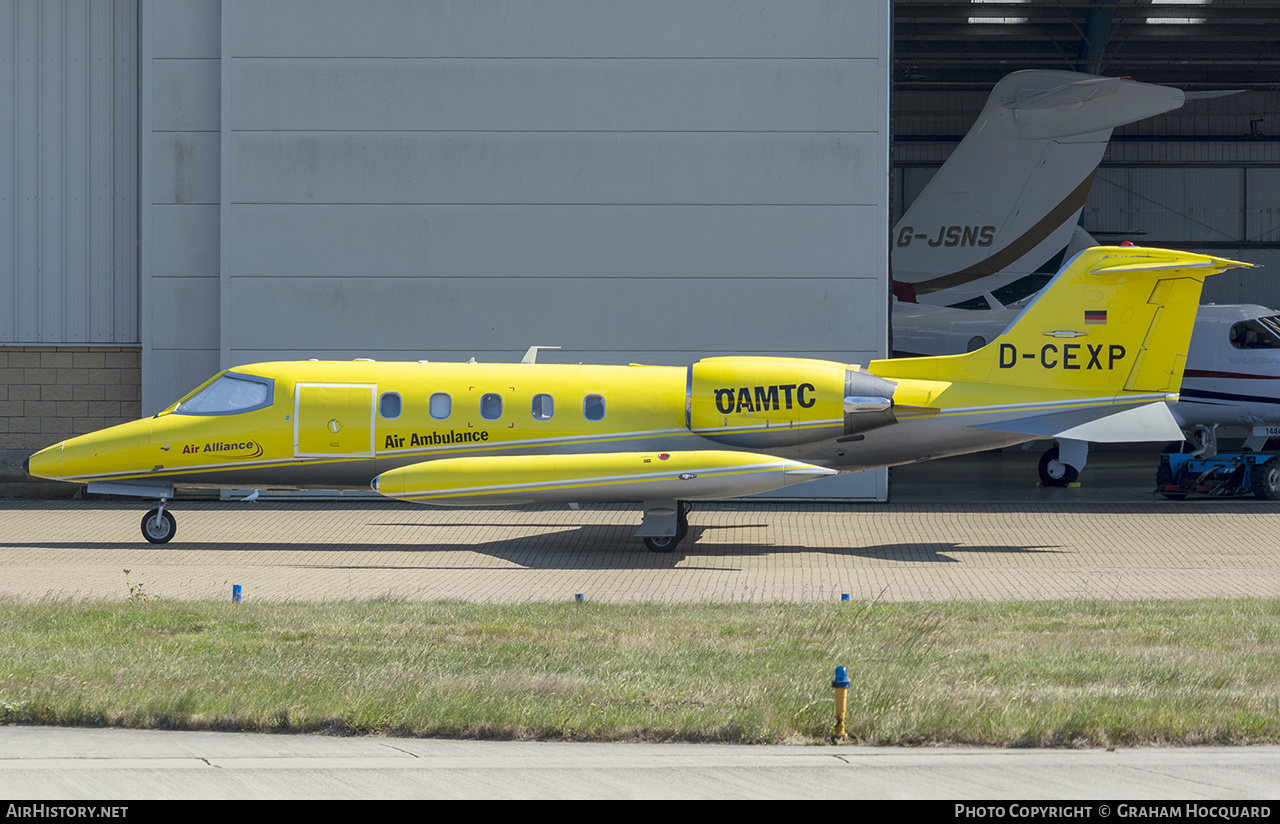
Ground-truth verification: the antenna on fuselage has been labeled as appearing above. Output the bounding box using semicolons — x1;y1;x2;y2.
521;346;562;364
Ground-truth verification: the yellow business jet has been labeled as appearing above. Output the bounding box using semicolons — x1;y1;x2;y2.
26;246;1249;551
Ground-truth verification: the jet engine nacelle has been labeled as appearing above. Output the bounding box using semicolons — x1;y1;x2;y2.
685;357;897;448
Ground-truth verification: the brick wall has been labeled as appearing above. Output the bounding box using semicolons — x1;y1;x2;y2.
0;346;142;496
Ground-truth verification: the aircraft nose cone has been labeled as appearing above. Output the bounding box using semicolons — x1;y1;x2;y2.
24;443;63;480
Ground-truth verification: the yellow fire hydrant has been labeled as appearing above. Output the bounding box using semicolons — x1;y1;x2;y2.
831;665;850;741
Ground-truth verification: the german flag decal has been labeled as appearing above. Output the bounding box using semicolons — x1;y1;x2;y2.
1085;310;1107;325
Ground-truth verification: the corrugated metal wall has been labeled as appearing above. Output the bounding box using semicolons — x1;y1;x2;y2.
140;0;222;413
214;0;889;372
139;1;892;405
1;0;138;344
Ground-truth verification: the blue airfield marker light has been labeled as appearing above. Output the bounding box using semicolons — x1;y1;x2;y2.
575;593;585;603
841;593;850;602
832;665;850;741
232;584;242;603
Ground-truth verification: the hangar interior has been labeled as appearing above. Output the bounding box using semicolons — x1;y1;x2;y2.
894;0;1280;305
2;0;1278;500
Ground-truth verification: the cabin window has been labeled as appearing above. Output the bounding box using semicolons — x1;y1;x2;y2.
481;393;503;420
429;393;451;419
532;394;554;420
379;392;402;419
175;373;273;416
584;394;605;422
992;272;1052;306
1229;317;1280;350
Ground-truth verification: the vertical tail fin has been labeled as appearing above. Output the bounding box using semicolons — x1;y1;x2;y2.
881;247;1253;397
893;71;1186;305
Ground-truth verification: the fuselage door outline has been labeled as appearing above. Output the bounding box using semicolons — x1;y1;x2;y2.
293;383;378;458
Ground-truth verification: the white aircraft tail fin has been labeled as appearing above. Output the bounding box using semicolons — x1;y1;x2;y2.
893;70;1186;306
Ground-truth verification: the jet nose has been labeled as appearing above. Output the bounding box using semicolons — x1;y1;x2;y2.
25;443;63;480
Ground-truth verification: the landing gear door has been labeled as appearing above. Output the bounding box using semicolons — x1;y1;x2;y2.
294;383;377;458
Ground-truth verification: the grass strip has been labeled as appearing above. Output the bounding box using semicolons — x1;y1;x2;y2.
1;598;1278;746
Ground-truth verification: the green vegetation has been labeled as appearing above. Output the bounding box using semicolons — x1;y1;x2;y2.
2;599;1278;746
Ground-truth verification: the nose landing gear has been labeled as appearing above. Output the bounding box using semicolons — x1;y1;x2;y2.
141;500;176;544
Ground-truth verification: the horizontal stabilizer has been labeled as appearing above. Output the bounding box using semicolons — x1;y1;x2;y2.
971;400;1184;443
1006;75;1184;140
1090;259;1220;275
1007;76;1127;110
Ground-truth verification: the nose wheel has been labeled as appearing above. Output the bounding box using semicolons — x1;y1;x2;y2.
141;503;176;544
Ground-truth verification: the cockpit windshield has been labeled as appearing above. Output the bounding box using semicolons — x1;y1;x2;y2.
1229;316;1280;350
175;372;274;415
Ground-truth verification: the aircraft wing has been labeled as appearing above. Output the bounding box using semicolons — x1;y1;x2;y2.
970;400;1185;443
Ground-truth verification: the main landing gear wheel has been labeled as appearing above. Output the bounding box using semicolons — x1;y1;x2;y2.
643;503;691;553
643;535;679;553
1038;446;1078;487
141;508;176;544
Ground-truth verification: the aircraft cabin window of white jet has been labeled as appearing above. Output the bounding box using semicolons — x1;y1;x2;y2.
1230;317;1280;350
532;394;554;421
949;295;992;310
993;273;1054;306
584;394;606;422
481;393;503;420
429;393;451;419
174;373;273;416
379;392;402;419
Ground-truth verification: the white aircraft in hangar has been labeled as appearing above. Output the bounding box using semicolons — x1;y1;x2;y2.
891;69;1279;496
